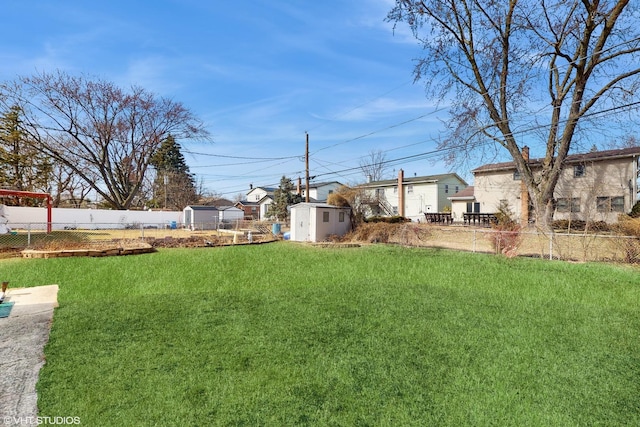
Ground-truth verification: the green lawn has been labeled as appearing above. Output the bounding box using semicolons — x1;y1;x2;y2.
2;242;639;426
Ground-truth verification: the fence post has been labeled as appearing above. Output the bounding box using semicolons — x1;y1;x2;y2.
27;223;32;246
140;223;144;240
473;229;476;253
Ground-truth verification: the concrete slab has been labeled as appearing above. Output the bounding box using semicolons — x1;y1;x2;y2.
0;285;59;424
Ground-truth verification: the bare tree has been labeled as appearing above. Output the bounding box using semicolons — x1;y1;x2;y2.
359;149;389;183
50;163;94;208
388;0;640;228
0;70;209;209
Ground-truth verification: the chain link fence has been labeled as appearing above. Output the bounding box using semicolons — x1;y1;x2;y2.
0;220;281;254
346;222;640;264
2;220;639;264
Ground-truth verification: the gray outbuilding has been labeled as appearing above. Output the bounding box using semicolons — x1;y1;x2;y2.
289;203;351;242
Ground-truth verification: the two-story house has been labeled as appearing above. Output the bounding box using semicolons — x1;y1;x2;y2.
237;181;343;221
454;146;640;224
297;180;342;203
358;170;468;222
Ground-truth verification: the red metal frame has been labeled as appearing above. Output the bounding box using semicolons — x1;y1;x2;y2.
0;189;52;233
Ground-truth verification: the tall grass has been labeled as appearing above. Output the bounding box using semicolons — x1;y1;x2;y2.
2;243;639;426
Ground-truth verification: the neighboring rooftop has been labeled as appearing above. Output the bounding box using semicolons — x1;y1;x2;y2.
473;146;640;173
448;186;475;200
359;173;468;188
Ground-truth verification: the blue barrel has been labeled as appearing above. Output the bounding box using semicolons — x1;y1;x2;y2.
272;223;281;234
170;221;177;229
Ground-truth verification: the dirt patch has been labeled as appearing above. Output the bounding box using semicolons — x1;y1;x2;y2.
7;234;276;258
145;235;228;248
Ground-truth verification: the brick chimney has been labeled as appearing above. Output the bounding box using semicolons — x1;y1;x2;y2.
398;169;405;217
520;146;529;226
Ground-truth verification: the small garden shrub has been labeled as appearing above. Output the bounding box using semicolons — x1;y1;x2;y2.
489;201;522;258
611;217;640;264
345;222;431;245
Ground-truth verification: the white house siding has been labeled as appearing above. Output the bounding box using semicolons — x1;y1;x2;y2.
473;147;640;223
305;182;342;202
246;187;272;203
473;171;522;217
360;173;468;222
553;157;637;223
403;183;439;220
259;198;273;220
450;199;471;222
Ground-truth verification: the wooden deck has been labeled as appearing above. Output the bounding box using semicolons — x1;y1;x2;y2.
463;212;498;227
424;212;453;225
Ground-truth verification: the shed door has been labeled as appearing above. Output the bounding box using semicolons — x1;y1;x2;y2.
295;207;310;241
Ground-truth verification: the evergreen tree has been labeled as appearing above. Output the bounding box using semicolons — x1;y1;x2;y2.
267;176;302;221
0;106;52;198
150;135;199;209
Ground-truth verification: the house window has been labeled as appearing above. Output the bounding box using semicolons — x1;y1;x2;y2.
513;170;521;180
376;188;384;197
574;164;586;177
392;206;398;215
596;196;624;212
612;196;625;212
556;198;581;213
323;211;330;222
445;184;449;194
393;186;397;194
339;212;345;222
597;196;624;212
251;207;257;212
407;185;414;194
455;186;459;193
466;202;480;213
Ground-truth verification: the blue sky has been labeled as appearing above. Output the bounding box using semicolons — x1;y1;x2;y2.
1;0;457;198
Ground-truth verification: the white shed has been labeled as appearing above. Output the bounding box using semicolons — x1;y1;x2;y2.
290;203;351;242
217;206;244;223
183;206;220;230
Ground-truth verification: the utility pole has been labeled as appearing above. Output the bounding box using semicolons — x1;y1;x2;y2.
305;132;310;202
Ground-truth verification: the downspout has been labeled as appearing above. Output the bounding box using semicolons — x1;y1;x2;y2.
398;169;405;218
520;146;529;226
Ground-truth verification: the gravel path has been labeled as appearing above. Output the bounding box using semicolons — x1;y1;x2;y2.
0;286;58;426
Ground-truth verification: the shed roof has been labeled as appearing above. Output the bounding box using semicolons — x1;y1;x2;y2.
185;205;219;211
291;202;350;210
